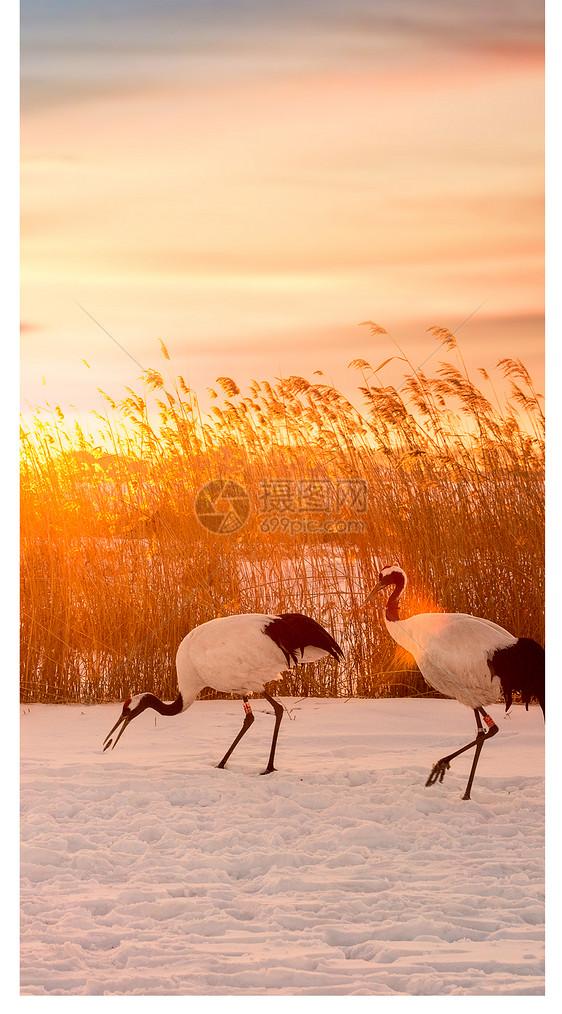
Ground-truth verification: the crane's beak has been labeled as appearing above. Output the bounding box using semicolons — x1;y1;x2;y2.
361;582;384;608
103;712;131;752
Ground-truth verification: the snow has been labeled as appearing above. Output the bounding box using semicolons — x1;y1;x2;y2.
20;698;544;997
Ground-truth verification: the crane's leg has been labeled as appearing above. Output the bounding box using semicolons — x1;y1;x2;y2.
426;707;498;799
216;698;254;769
260;691;284;775
461;713;486;801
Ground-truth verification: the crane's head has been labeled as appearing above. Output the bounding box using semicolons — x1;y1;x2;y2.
362;564;407;607
102;694;153;752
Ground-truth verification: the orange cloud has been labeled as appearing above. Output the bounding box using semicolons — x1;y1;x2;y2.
21;42;543;414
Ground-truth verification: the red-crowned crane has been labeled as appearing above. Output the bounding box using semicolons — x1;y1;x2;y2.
364;565;544;799
103;612;343;774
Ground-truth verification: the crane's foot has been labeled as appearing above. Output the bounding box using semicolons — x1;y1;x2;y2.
426;759;450;786
260;766;276;776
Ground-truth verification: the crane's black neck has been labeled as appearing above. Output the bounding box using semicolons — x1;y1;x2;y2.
385;575;405;622
138;692;184;716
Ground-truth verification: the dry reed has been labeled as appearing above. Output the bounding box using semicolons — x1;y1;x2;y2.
20;328;544;704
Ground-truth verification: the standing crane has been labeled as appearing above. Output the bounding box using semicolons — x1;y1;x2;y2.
364;565;544;799
103;612;343;774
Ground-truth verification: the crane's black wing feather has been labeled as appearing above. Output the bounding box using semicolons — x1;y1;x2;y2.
489;637;545;715
263;613;344;667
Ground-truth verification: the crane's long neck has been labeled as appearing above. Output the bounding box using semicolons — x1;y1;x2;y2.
140;692;185;716
386;574;405;622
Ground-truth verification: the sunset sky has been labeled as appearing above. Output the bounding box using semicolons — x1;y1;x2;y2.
20;0;544;419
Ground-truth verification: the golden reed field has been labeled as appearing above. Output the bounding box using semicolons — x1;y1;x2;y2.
20;326;544;705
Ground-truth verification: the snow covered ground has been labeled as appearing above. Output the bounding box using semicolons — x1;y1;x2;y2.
20;698;544;997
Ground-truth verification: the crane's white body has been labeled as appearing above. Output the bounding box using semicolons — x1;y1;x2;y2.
104;611;342;770
367;564;544;799
384;610;517;709
175;613;333;709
